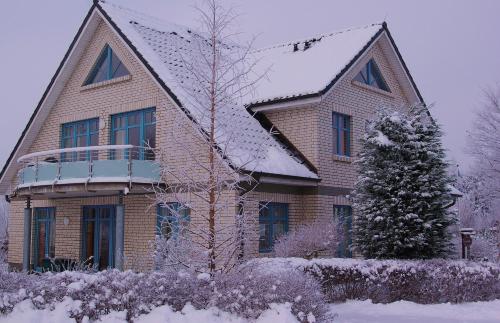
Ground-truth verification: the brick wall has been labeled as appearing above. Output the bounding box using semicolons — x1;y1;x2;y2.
8;19;421;268
7;16;231;270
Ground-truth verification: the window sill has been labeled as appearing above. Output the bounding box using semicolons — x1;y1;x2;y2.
333;155;353;163
81;75;132;92
352;80;394;98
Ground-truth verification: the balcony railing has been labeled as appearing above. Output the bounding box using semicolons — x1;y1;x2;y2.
17;145;160;187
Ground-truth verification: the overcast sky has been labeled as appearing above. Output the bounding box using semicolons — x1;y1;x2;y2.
1;0;499;172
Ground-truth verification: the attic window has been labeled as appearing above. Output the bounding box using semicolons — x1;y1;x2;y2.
83;44;129;85
353;59;390;92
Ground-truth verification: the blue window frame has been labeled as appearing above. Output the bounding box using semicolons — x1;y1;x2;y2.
61;118;99;161
334;205;352;258
332;112;351;157
33;208;56;271
156;203;191;240
111;108;156;160
82;206;115;270
353;59;390;92
84;44;129;85
259;202;289;253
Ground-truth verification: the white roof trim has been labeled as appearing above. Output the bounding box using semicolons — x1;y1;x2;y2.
250;96;322;113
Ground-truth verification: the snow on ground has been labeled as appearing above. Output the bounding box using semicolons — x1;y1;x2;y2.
331;300;500;323
0;300;299;323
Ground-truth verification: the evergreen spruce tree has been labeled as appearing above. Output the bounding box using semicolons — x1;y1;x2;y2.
353;105;455;259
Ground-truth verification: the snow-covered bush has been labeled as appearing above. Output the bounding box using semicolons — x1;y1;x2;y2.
273;219;340;259
213;265;329;321
0;266;328;322
302;258;500;303
0;238;7;272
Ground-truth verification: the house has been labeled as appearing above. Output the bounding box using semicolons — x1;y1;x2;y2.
0;1;424;271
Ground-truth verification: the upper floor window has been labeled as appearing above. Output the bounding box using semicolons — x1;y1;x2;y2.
259;202;289;253
156;203;191;240
332;112;351;157
353;59;390;92
61;118;99;161
334;205;352;258
111;108;156;160
84;44;129;85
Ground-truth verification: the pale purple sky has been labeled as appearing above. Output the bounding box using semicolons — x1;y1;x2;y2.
1;0;499;171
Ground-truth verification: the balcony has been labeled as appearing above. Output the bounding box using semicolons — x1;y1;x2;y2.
14;145;161;198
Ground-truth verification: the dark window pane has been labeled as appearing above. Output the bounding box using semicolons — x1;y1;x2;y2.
273;222;286;239
84;220;95;265
89;52;109;84
128;127;140;159
99;219;110;270
144;111;156;124
62;138;73;149
113;116;126;129
110;50;129;79
37;221;46;265
259;223;271;251
77;123;87;135
333;113;351;157
144;124;156;148
62;126;73;138
334;205;352;258
49;217;55;258
128;113;140;126
90;119;99;132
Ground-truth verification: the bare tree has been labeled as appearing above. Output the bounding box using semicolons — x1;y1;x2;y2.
467;86;500;261
469;87;500;197
152;0;271;274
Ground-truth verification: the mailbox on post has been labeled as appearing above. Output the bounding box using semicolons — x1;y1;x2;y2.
460;228;475;260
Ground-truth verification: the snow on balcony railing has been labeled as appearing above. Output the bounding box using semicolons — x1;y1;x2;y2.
16;145;160;187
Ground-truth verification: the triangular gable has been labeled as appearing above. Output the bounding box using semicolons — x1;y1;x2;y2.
247;22;424;109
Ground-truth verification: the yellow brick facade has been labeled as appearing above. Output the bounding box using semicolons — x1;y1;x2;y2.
7;15;419;270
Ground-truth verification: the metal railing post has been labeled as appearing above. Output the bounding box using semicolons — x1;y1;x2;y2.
35;157;39;183
57;159;61;180
128;148;132;177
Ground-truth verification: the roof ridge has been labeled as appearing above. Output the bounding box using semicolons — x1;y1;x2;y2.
252;22;384;54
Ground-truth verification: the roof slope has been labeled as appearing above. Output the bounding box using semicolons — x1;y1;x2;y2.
99;1;318;179
249;24;384;106
0;1;425;190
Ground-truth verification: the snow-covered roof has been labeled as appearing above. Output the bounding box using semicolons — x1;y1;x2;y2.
100;1;318;179
249;24;384;105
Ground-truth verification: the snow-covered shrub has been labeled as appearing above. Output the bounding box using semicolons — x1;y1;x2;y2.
0;265;329;322
273;219;340;259
213;265;329;322
0;238;7;272
302;258;500;304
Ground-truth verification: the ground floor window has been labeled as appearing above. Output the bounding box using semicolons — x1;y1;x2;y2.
33;208;56;271
259;202;289;252
156;203;190;240
82;205;115;270
334;205;352;257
